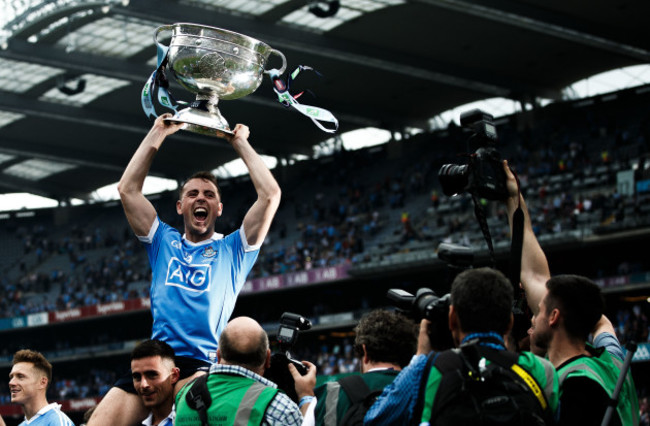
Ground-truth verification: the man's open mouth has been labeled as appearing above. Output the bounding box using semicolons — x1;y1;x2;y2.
194;207;208;221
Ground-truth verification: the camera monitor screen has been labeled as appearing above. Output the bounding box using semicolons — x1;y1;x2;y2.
279;326;295;339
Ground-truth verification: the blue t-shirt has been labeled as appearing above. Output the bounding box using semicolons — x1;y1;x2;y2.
18;403;74;426
140;218;259;362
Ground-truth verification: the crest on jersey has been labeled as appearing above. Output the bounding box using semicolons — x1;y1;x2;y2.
202;246;217;258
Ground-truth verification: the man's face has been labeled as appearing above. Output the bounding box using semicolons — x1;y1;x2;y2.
9;362;45;405
530;298;553;351
131;356;177;409
176;178;223;241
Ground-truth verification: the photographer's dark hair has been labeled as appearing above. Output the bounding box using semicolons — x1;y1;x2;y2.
179;171;221;199
131;339;176;362
220;326;269;371
354;310;418;368
545;274;604;341
451;267;513;335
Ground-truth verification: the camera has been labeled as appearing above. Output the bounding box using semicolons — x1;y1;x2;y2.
387;288;450;322
387;288;454;350
277;312;312;353
264;312;311;403
438;109;508;201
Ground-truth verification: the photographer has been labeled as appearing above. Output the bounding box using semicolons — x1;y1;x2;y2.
364;268;559;425
174;316;317;425
313;309;417;425
503;161;640;426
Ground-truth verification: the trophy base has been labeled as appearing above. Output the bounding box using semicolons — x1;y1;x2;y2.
165;107;233;139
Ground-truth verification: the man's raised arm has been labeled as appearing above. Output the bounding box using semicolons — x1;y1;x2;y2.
228;124;281;247
117;114;184;237
504;160;550;315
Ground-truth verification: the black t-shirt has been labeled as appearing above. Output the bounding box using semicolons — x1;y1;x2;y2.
557;356;622;426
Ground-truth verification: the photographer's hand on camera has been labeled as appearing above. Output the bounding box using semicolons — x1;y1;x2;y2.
503;160;520;208
288;360;317;415
416;319;433;355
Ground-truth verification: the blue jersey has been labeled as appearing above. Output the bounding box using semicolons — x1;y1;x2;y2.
18;403;74;426
142;410;174;426
140;218;259;362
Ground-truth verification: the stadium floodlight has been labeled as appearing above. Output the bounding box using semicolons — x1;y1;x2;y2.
0;0;128;48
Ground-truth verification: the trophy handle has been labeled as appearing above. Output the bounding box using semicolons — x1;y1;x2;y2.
264;49;287;75
154;25;174;48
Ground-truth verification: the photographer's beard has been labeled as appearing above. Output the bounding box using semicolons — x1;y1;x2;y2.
530;323;552;352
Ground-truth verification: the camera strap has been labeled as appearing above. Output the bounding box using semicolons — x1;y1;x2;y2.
507;167;530;340
471;193;496;266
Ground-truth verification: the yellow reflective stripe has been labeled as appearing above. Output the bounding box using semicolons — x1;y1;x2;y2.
511;364;547;410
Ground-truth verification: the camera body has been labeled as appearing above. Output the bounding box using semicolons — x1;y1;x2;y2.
264;312;311;403
387;288;454;350
439;109;508;201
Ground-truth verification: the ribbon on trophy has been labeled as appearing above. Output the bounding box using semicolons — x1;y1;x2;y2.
141;42;184;119
268;66;339;133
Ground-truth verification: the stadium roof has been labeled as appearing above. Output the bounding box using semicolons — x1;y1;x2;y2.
1;0;649;201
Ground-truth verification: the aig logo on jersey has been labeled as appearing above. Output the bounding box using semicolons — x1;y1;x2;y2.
165;257;211;292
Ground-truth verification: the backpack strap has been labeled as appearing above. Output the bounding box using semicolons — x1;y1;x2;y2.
426;349;472;423
185;374;212;426
413;350;463;425
338;374;379;425
338;374;372;404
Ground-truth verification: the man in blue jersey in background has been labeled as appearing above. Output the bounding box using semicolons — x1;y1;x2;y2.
9;349;75;426
89;113;281;425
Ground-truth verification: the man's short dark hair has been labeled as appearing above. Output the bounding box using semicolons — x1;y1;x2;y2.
131;339;176;363
353;310;417;368
179;171;221;199
545;274;604;342
13;349;52;387
450;267;513;335
219;327;268;371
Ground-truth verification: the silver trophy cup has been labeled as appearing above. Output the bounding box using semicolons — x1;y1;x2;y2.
155;23;286;137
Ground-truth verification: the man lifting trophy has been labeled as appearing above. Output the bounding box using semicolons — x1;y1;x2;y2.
142;23;338;138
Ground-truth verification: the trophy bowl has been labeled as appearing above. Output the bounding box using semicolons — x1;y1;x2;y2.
155;23;286;138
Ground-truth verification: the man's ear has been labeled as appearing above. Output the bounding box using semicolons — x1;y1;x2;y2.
171;367;180;385
448;305;459;332
362;344;370;364
265;349;271;370
176;199;182;215
216;349;222;364
548;308;561;327
40;376;48;390
216;202;223;217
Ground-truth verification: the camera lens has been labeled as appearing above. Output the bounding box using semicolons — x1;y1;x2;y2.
438;164;469;196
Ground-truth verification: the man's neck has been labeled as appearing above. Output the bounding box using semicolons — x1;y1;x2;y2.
185;231;212;244
151;403;173;426
23;397;49;420
362;361;401;373
547;333;590;368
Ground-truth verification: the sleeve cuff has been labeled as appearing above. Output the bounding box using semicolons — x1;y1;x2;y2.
137;217;159;244
239;224;261;253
